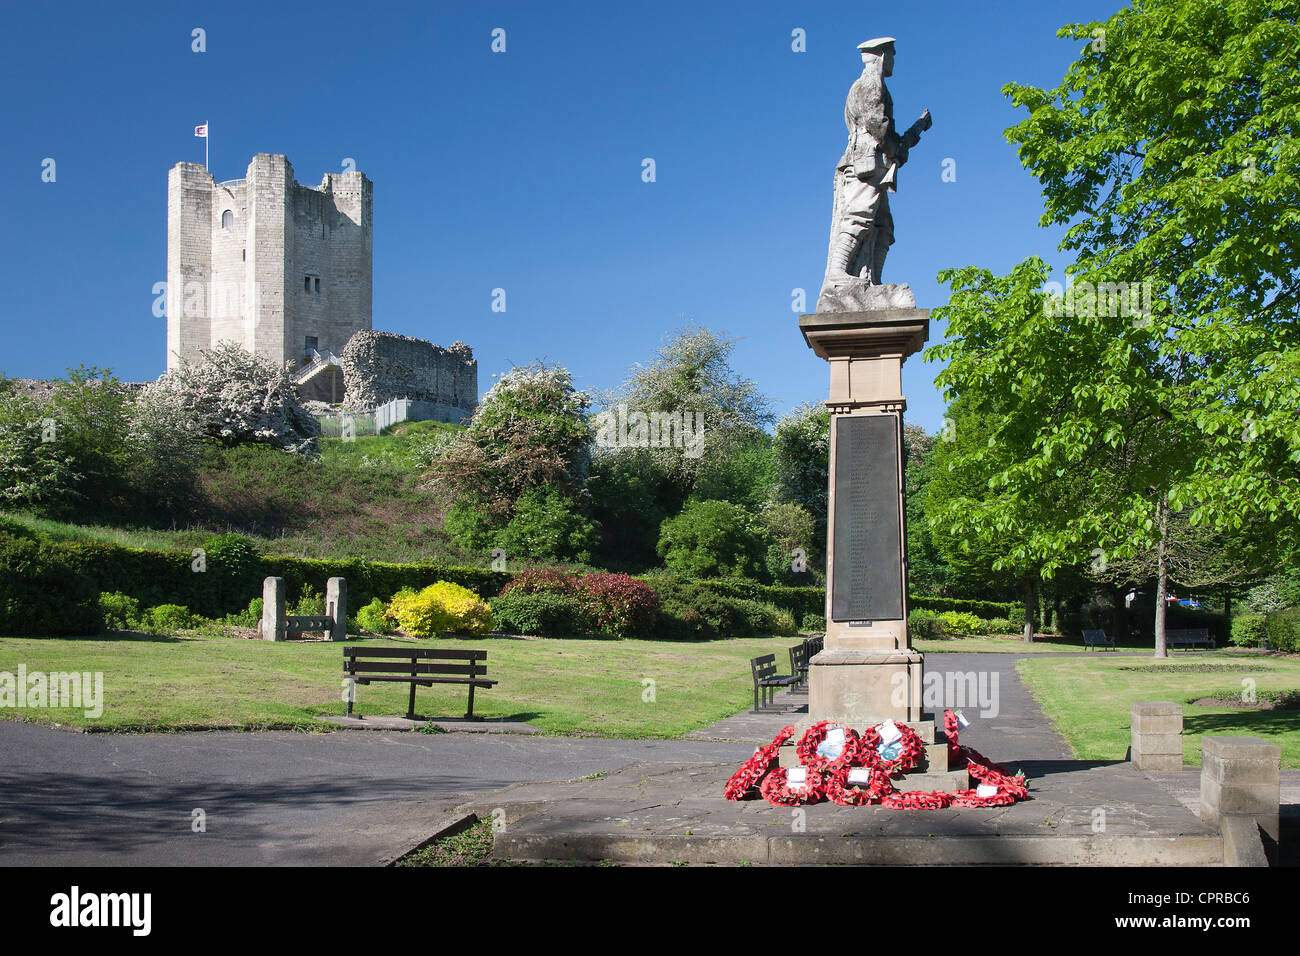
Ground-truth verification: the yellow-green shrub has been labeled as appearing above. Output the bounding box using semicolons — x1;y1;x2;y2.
386;581;492;638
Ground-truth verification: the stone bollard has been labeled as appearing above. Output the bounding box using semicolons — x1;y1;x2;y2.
1200;735;1280;866
262;577;286;642
1130;701;1183;771
326;577;347;642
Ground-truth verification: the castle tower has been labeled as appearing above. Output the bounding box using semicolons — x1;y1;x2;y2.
166;153;373;371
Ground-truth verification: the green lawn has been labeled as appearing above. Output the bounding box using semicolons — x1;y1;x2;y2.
1016;652;1300;767
0;631;791;737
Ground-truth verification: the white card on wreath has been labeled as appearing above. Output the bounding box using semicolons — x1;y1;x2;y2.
847;768;872;785
878;719;902;745
787;768;808;788
976;783;998;798
955;710;970;730
826;727;846;747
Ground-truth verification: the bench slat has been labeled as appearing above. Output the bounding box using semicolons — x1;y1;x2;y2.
342;646;487;660
351;677;497;686
344;662;488;676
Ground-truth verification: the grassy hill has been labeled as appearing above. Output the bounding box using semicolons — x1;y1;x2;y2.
2;419;473;563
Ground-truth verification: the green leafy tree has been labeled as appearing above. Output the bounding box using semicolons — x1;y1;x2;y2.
0;381;78;509
902;424;951;596
430;363;594;554
771;402;830;562
932;3;1300;654
597;325;774;500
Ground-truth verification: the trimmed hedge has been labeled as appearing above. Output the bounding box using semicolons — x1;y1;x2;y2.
1;530;1027;639
41;537;511;620
0;533;103;636
909;596;1025;620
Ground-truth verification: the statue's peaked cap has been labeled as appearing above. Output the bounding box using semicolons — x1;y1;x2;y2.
858;37;897;52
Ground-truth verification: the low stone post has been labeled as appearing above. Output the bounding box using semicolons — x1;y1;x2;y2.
326;577;347;642
1200;735;1280;865
262;577;286;643
1130;701;1182;771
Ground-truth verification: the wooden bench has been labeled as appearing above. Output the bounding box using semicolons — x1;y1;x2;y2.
751;654;799;713
1167;628;1216;650
1082;628;1116;651
788;643;809;688
342;646;497;720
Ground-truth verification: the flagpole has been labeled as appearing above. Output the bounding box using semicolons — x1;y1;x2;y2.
205;120;209;171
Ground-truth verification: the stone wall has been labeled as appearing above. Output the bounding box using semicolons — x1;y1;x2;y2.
341;330;477;423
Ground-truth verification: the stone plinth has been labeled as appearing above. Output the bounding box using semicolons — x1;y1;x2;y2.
798;309;930;727
261;576;286;642
1199;735;1281;864
1130;701;1183;771
325;577;347;642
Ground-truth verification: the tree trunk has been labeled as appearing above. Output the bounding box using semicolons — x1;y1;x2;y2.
1023;577;1038;643
1154;497;1169;658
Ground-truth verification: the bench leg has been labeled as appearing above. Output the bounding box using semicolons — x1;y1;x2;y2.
466;683;476;720
406;681;418;721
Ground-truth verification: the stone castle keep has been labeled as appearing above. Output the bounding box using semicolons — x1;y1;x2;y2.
166;153;476;421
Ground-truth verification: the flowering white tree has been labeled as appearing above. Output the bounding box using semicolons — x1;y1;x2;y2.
137;342;321;456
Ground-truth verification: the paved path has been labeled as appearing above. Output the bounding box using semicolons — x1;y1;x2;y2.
0;721;750;866
688;653;1073;763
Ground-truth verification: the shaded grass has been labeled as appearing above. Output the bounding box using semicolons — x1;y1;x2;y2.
0;631;794;737
1016;652;1300;767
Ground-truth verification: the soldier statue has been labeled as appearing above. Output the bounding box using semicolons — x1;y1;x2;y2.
818;37;932;311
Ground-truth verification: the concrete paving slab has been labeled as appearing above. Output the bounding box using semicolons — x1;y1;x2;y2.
319;715;542;734
474;758;1224;866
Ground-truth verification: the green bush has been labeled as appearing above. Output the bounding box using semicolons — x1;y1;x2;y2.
908;608;942;639
222;596;262;628
356;597;395;635
985;616;1016;635
0;532;103;636
496;487;600;564
387;582;492;638
1230;614;1267;647
656;500;765;579
99;591;142;630
490;590;590;638
800;613;826;632
291;584;325;617
1265;610;1300;653
937;611;985;636
145;604;194;631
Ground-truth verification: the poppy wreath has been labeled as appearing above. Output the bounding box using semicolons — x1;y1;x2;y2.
795;721;862;773
882;789;953;810
724;724;797;801
858;722;924;776
760;766;827;806
968;761;1029;800
824;765;895;806
943;709;1011;777
949;788;1017;808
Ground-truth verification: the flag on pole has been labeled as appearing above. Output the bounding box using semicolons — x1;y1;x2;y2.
194;124;208;137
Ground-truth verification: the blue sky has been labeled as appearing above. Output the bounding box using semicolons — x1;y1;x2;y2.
0;0;1122;434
